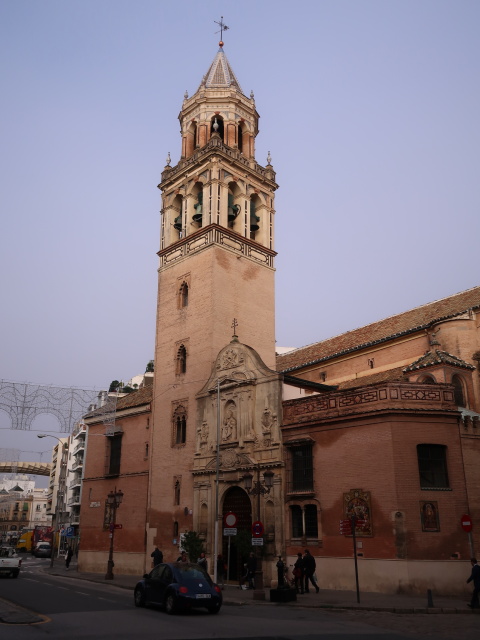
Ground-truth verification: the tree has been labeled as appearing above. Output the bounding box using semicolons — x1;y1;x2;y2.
181;530;203;563
109;380;120;392
145;360;154;373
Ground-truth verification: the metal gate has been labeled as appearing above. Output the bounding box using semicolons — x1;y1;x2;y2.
222;486;252;581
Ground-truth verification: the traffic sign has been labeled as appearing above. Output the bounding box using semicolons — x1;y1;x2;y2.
252;537;264;546
461;514;473;533
224;527;237;536
65;526;75;537
252;521;264;537
224;512;238;528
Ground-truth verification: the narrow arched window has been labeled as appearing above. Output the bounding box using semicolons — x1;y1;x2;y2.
176;345;187;375
180;282;188;307
452;375;466;407
172;405;187;446
211;116;224;141
174;480;180;505
238;124;243;152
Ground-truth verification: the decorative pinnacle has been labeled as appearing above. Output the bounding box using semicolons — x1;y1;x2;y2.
166;152;171;166
214;16;229;46
267;151;272;165
184;90;188;100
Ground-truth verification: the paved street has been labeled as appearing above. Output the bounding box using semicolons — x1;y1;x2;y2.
0;556;478;640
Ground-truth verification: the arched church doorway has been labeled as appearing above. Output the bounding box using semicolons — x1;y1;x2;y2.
222;486;252;581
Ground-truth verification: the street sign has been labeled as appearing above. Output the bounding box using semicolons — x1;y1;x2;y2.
461;514;473;533
224;528;237;536
252;537;264;546
252;521;264;537
65;526;75;537
224;512;238;528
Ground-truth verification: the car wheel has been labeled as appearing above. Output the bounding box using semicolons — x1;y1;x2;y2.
207;602;221;614
11;570;19;579
134;587;146;607
164;592;177;615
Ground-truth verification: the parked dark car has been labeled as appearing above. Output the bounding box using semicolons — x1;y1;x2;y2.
134;562;222;614
33;542;52;558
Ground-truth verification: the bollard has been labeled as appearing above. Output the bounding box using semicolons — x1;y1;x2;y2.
427;589;434;608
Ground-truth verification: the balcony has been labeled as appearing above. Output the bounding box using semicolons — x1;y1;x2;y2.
68;495;81;507
69;477;82;490
73;441;85;455
71;458;84;472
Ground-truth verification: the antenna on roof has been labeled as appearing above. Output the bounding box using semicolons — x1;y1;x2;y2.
214;16;230;47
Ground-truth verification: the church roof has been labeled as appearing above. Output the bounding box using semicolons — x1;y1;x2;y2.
198;46;243;93
277;286;480;373
403;350;476;373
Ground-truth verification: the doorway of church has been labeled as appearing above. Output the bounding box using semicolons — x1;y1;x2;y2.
222;486;252;582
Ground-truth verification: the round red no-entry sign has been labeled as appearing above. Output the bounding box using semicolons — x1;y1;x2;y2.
461;514;473;533
224;512;237;528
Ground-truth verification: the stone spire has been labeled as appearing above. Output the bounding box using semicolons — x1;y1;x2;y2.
198;45;243;94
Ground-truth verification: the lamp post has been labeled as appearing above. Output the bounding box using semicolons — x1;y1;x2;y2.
105;488;124;580
243;467;274;598
37;434;68;568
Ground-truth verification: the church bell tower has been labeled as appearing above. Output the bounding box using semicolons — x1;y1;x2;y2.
147;39;280;565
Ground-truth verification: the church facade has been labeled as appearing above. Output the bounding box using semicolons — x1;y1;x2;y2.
77;42;479;596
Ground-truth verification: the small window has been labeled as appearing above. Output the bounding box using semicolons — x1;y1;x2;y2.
176;345;187;375
145;442;149;458
417;444;449;489
452;375;466;407
288;444;314;493
107;434;122;476
173;405;187;446
290;505;302;538
180;282;188;307
173;521;179;537
174;480;181;506
305;504;318;538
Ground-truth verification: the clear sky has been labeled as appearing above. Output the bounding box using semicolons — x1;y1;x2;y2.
1;0;479;474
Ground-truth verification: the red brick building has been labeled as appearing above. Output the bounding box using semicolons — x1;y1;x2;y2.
278;286;480;594
78;386;152;575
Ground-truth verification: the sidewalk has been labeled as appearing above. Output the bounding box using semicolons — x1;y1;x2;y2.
41;560;478;615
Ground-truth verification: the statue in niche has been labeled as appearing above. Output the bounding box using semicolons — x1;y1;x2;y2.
222;402;237;441
261;408;276;435
200;421;209;444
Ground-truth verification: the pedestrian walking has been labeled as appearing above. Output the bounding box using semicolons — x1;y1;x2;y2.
177;551;188;562
467;557;480;609
151;546;163;567
246;552;257;589
197;551;208;573
293;552;304;593
303;549;319;593
216;554;226;589
65;547;74;570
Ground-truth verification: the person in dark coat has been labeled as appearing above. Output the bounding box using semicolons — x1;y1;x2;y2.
151;546;163;567
65;547;74;570
216;554;226;589
293;552;304;593
246;552;257;589
303;549;319;593
467;557;480;609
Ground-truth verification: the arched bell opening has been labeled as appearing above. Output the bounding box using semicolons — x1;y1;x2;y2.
238;123;244;153
172;194;184;240
221;486;252;581
211;115;224;142
249;194;261;240
227;181;241;230
418;375;436;385
184;121;198;159
192;182;204;228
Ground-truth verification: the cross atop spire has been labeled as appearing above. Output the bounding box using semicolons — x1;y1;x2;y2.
214;16;230;46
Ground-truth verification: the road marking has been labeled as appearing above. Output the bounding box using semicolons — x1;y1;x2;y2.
97;597;116;602
23;578;40;582
75;591;90;596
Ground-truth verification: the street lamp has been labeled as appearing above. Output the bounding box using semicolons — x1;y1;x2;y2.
105;488;124;580
242;467;274;599
37;434;68;568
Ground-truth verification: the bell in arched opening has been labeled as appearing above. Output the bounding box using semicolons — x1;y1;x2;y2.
250;200;260;232
228;193;239;224
173;215;182;231
192;191;203;224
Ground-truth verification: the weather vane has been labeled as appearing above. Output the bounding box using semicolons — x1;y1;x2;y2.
214;16;230;45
